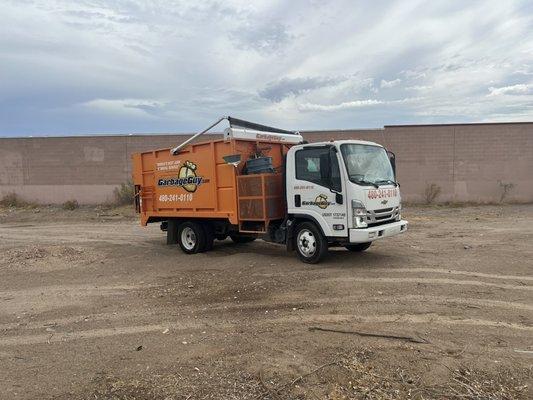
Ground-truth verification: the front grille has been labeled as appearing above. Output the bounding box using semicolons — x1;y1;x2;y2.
374;207;393;213
365;206;399;226
367;219;396;227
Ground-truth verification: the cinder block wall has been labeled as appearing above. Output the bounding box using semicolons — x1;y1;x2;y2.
0;123;531;204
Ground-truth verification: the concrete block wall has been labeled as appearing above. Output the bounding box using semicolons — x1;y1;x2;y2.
0;123;531;204
0;134;221;204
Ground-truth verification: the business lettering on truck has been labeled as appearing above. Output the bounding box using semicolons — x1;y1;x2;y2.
367;188;398;199
156;160;181;171
157;161;205;192
159;193;194;202
256;133;283;142
302;194;333;209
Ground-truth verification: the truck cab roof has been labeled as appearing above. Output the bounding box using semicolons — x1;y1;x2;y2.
300;139;384;148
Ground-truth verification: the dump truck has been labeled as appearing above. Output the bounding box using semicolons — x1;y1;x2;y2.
132;117;408;263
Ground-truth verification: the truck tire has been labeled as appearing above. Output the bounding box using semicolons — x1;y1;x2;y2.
294;222;328;264
345;242;372;252
230;235;256;244
177;222;206;254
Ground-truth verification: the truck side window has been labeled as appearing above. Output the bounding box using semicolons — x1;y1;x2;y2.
296;147;341;191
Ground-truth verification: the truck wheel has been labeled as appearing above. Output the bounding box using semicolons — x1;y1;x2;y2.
230;235;256;244
345;242;372;252
178;222;206;254
294;222;328;264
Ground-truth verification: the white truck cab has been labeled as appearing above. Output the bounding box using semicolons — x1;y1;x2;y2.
285;140;408;263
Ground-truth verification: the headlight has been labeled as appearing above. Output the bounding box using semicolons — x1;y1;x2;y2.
396;203;402;221
352;200;366;216
352;200;367;228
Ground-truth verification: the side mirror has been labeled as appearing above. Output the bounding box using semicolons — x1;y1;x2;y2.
387;150;396;177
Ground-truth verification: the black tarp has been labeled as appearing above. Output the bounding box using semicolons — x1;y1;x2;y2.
227;116;296;135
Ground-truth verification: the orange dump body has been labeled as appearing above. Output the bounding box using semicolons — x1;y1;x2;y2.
132;138;293;233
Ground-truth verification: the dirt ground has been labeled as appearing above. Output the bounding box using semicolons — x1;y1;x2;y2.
0;204;532;400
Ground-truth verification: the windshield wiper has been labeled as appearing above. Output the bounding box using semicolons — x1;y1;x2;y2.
375;179;398;187
353;179;379;188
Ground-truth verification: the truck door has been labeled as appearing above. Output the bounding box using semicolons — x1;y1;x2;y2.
288;146;348;238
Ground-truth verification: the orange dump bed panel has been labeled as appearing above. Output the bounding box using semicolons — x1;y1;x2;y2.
132;138;289;227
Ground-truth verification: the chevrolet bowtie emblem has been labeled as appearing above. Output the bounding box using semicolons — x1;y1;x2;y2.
381;199;388;205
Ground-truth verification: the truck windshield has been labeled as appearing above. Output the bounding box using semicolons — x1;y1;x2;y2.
340;144;395;186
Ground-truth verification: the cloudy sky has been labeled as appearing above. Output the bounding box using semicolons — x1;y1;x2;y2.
1;0;532;136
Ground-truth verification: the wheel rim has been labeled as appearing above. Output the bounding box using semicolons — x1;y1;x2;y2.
297;229;316;257
181;227;196;250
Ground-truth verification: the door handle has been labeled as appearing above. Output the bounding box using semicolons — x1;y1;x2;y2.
294;194;301;207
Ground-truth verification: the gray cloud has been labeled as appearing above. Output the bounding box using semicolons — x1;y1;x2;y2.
230;22;292;54
259;76;344;102
299;99;383;111
124;101;171;116
380;79;401;88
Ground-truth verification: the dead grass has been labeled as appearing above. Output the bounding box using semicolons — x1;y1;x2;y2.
54;351;531;400
424;183;442;204
60;368;262;400
114;180;135;206
253;351;531;400
0;192;38;208
62;199;80;210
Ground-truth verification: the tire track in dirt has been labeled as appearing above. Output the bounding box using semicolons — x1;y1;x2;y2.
0;233;158;248
3;293;531;335
0;224;160;248
0;321;201;346
0;283;147;297
326;277;533;291
369;294;533;312
0;310;154;332
2;310;531;347
243;294;533;313
369;268;533;282
0;284;148;314
278;313;533;332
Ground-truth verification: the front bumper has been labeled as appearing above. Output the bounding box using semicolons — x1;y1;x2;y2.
349;220;408;243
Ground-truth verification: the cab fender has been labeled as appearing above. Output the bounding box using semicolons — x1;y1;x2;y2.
286;214;327;251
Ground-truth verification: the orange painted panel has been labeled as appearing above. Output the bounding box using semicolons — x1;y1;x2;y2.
132;138;293;226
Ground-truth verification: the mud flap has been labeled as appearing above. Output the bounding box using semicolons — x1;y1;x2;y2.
286;219;295;252
166;220;179;245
